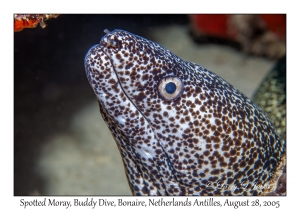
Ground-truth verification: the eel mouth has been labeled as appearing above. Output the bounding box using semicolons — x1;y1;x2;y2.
97;30;161;146
98;31;152;127
92;30;187;190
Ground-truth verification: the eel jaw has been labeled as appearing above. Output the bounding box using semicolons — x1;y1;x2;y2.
85;39;183;195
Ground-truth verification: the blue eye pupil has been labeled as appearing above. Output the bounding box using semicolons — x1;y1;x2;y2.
165;82;176;94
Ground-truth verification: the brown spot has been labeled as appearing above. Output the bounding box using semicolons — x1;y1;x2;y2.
220;161;227;167
204;130;210;135
210;169;220;175
215;119;222;126
213;131;221;136
200;105;206;112
208;176;218;182
194;98;202;105
213;144;220;149
203;150;210;156
229;149;236;156
163;111;168;117
135;92;147;101
142;74;149;81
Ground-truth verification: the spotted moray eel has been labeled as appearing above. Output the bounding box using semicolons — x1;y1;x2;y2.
84;29;286;196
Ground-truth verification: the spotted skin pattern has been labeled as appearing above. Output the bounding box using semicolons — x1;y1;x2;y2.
84;29;285;196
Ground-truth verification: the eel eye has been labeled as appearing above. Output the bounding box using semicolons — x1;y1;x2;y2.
158;76;184;101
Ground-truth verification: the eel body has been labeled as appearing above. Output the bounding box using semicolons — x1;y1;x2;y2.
253;55;286;141
84;29;285;196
